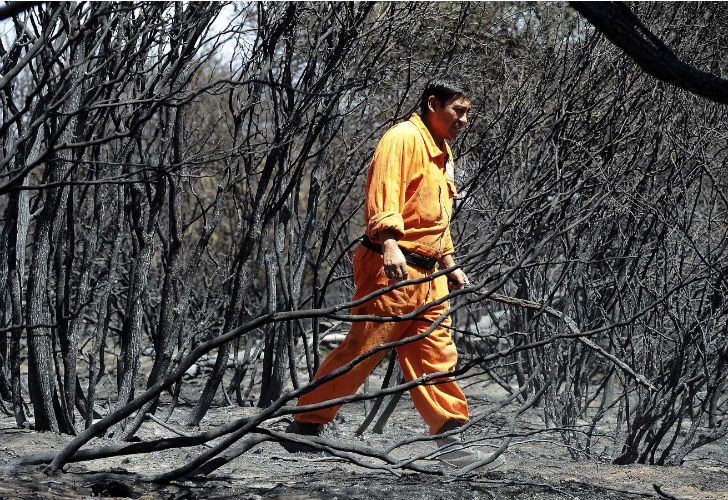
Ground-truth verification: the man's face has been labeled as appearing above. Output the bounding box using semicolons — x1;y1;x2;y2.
427;95;471;142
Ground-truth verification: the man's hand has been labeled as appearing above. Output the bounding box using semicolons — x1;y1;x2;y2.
378;229;408;282
439;254;470;290
382;239;408;282
447;268;470;290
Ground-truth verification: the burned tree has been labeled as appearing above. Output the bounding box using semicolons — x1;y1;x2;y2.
0;0;725;486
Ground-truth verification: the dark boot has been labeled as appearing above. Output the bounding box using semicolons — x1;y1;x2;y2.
436;419;466;434
280;419;324;453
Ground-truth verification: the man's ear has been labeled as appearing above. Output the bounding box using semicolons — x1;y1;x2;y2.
427;95;440;113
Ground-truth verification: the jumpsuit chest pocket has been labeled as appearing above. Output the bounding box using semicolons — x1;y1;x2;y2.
412;162;448;225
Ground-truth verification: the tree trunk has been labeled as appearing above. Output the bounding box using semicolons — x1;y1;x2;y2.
108;176;165;438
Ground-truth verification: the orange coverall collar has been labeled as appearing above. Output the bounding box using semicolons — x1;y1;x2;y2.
409;112;453;164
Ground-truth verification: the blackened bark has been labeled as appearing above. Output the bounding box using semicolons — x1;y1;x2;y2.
258;239;283;407
187;223;261;425
26;185;63;432
86;178;124;429
109;176;165;437
571;2;728;105
4;187;28;427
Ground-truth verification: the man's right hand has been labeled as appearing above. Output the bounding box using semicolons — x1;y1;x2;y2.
380;233;408;282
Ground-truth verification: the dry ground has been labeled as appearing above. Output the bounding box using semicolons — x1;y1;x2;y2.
1;377;726;500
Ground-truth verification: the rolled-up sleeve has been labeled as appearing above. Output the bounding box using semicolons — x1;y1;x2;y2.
365;128;410;242
441;226;454;257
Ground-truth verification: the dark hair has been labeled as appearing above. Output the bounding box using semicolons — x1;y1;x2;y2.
419;79;471;116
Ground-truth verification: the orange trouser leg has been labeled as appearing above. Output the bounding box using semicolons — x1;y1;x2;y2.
396;302;469;435
294;245;469;431
295;318;409;424
295;304;468;431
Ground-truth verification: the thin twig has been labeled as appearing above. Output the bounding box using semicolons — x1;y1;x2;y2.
144;413;213;449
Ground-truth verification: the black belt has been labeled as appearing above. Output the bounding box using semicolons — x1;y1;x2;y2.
361;235;438;271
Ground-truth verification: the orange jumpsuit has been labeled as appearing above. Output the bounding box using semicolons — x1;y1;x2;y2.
295;113;469;434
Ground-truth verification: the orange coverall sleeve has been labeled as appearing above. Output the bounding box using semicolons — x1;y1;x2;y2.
365;128;410;242
441;225;455;257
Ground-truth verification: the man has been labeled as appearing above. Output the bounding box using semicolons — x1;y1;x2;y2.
284;80;485;467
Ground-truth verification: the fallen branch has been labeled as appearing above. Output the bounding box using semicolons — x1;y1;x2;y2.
186;433;273;477
654;483;687;500
18;417;252;466
144;413;213;448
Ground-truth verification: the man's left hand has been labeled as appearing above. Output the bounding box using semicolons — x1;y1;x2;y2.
447;269;470;290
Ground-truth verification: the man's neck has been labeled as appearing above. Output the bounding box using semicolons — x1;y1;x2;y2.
421;115;446;150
